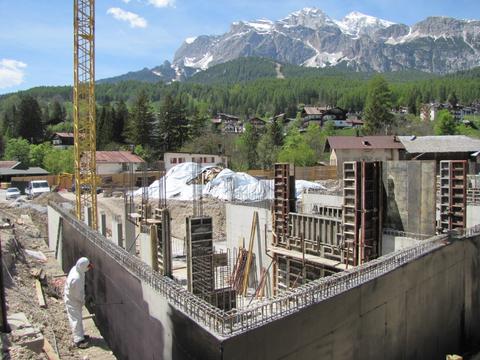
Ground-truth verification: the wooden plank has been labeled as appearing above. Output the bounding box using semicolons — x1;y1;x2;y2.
242;211;258;295
43;338;60;360
35;279;47;308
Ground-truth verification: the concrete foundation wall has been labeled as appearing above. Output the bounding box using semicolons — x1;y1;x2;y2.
382;161;436;235
300;194;343;214
222;235;480;359
48;205;222;360
467;204;480;228
381;234;421;255
225;204;272;294
49;204;480;360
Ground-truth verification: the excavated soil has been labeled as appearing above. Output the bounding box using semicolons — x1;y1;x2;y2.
0;193;84;359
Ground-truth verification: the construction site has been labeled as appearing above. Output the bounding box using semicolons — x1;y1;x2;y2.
2;1;480;359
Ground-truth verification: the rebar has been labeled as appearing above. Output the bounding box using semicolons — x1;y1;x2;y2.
49;201;480;338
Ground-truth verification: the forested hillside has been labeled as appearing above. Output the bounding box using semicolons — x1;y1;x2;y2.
1;65;480;173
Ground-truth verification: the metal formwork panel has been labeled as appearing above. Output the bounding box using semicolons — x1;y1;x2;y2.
342;161;361;266
360;161;382;263
342;161;382;266
155;208;172;277
440;160;467;231
273;163;293;247
186;216;214;302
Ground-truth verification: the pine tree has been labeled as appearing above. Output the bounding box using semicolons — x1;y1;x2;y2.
448;91;458;107
363;76;394;135
269;119;284;146
157;95;189;152
49;101;66;125
434;110;456;135
124;91;155;148
236;123;259;169
112;100;128;143
17;95;44;143
97;105;114;149
189;106;209;139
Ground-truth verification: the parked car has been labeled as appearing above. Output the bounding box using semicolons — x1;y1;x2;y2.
5;187;21;200
25;180;51;199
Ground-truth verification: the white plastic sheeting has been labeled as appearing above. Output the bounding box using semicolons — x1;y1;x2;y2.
134;162;326;201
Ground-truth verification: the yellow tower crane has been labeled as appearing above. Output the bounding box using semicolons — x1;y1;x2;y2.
73;0;98;230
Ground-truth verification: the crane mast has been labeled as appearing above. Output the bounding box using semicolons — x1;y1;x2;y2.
73;0;98;229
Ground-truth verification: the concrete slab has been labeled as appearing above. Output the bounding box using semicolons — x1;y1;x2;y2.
7;312;44;353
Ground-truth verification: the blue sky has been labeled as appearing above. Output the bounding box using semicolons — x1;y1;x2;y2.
0;0;479;94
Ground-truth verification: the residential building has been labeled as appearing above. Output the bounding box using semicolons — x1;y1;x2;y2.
51;132;74;149
244;117;266;132
0;161;49;183
211;113;243;134
302;106;348;128
398;135;480;172
325;136;405;174
95;151;145;175
164;152;228;172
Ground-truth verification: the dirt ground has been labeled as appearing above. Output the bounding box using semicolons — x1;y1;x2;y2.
0;180;339;359
0;191;114;359
0;189;228;359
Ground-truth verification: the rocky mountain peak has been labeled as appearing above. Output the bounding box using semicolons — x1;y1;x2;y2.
127;8;480;81
336;11;396;37
280;7;336;29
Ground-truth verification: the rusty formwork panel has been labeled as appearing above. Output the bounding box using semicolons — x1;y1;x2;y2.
439;160;467;232
273;163;295;247
342;161;382;267
186;216;214;302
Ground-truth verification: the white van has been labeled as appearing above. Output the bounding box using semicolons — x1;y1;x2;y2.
26;180;51;199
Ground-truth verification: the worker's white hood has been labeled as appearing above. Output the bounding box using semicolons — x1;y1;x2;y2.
76;257;90;273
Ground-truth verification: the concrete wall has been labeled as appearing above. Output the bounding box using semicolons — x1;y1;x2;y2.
300;193;343;214
382;161;436;235
381;234;421;255
467;204;480;228
48;205;222;360
49;204;480;360
225;203;272;296
222;235;480;360
332;148;401;175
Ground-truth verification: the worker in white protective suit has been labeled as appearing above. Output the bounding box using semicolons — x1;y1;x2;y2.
64;257;93;348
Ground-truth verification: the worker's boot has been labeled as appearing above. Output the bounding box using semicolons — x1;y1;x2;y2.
75;338;89;349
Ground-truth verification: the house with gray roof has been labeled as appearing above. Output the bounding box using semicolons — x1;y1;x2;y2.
398;135;480;172
0;161;49;182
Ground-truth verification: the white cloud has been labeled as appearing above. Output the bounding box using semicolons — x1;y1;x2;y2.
121;0;131;3
107;7;147;28
0;59;27;89
147;0;175;8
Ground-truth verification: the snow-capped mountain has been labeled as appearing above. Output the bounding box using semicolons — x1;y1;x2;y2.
173;8;480;74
